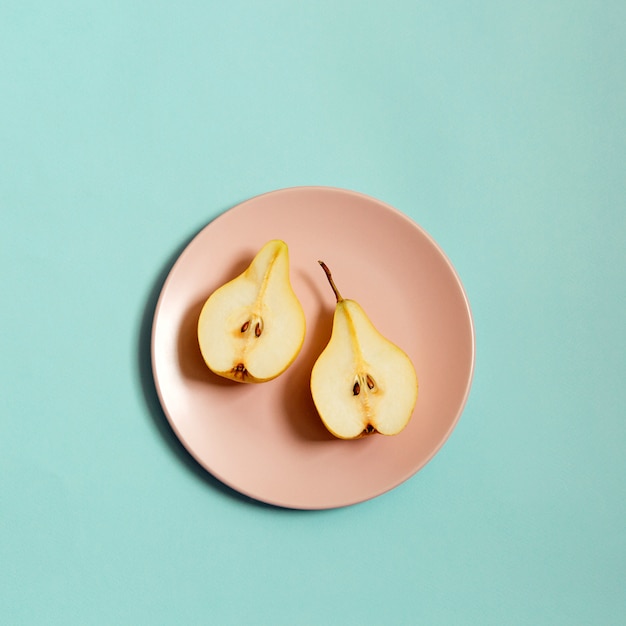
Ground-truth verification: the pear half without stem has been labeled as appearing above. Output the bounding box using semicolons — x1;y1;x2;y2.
197;240;306;383
310;261;418;439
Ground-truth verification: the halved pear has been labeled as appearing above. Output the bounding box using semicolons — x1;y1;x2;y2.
197;240;306;383
311;262;418;439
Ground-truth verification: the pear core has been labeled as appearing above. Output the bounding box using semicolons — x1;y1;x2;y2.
197;240;306;383
311;261;418;439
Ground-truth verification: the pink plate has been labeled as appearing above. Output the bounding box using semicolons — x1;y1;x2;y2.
151;187;475;509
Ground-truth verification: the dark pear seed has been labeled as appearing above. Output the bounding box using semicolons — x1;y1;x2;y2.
240;321;250;333
366;374;375;390
255;322;262;337
353;381;360;396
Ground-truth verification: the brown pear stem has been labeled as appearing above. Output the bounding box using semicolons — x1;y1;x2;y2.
318;261;343;302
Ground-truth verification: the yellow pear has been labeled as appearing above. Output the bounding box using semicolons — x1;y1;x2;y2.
197;240;306;382
311;262;418;438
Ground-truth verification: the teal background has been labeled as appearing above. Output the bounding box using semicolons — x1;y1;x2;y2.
2;1;625;624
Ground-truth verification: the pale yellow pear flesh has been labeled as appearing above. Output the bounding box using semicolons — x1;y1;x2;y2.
310;263;418;439
197;240;306;383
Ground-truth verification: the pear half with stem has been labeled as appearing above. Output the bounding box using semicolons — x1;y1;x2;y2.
197;240;306;383
311;261;418;439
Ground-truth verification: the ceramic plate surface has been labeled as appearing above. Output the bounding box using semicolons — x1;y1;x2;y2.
151;187;475;509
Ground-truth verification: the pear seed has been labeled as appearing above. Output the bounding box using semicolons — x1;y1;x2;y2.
240;321;250;333
353;381;360;396
366;374;375;390
255;321;262;337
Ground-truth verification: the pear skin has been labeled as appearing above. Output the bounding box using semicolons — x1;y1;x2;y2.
311;262;418;438
197;240;306;382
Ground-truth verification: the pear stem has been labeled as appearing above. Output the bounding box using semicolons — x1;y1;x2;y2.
318;261;343;302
